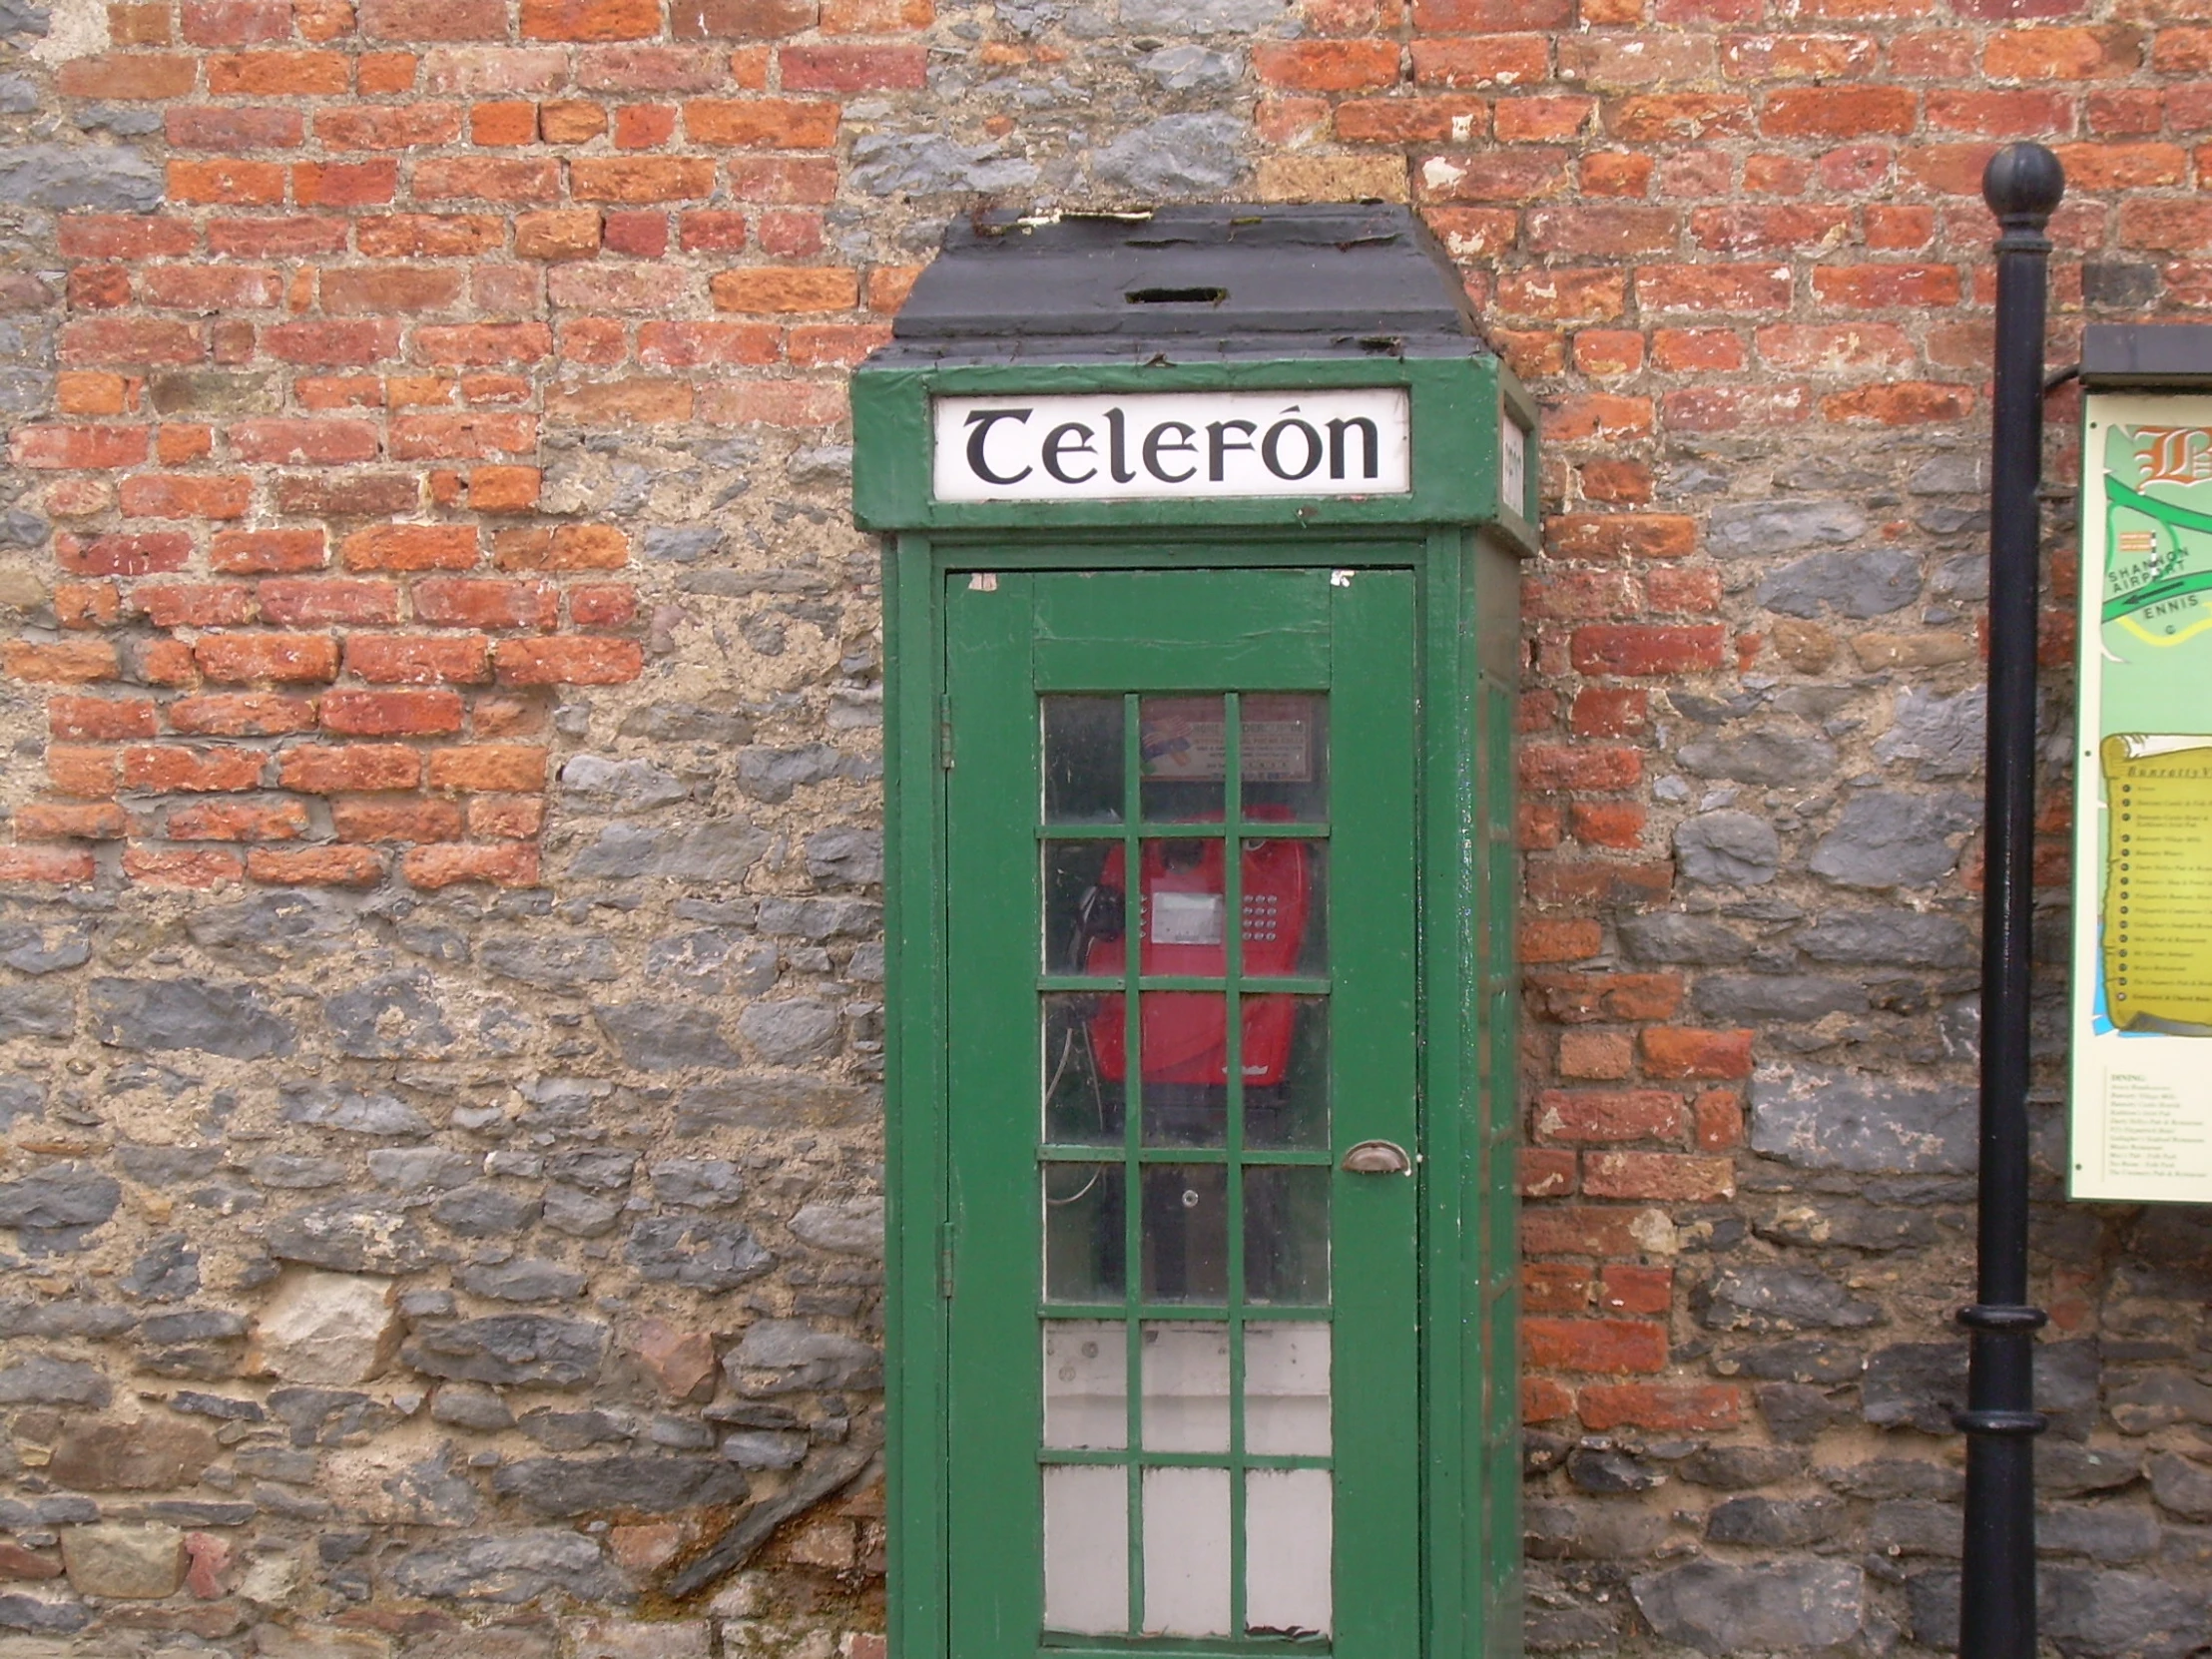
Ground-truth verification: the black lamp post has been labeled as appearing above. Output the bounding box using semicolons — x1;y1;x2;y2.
1956;140;2064;1659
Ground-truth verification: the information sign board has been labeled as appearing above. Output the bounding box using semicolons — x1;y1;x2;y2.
2070;393;2212;1201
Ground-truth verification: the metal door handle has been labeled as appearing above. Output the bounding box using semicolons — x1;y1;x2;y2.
1341;1139;1412;1175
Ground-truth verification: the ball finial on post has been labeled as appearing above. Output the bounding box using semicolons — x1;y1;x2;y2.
1983;142;2066;235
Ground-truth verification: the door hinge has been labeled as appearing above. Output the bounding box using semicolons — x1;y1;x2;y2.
937;1222;957;1298
938;695;953;770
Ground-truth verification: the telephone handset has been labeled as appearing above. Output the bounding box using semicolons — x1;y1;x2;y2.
1076;812;1313;1086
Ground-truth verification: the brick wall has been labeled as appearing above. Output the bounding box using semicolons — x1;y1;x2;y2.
1;0;2209;1643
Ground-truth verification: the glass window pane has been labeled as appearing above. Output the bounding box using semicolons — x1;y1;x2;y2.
1044;1321;1127;1450
1140;697;1227;824
1141;1466;1232;1637
1141;1164;1228;1304
1140;1321;1230;1452
1244;1166;1328;1306
1043;840;1124;976
1045;1164;1125;1303
1044;696;1125;826
1244;1322;1331;1455
1243;837;1326;980
1044;995;1123;1148
1245;997;1328;1151
1044;1463;1129;1635
1245;1469;1332;1637
1239;694;1328;822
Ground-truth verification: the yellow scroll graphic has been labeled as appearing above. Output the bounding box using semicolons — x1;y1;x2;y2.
2102;734;2212;1034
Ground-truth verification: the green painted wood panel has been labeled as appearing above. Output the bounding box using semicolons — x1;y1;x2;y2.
941;563;1420;1659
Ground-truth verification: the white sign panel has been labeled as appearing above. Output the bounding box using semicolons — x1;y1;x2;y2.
2070;391;2212;1203
1500;413;1527;517
931;389;1410;503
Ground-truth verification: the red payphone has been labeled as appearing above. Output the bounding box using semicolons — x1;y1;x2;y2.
1076;817;1313;1084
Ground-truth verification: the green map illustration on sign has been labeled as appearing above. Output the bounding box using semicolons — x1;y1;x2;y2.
2093;420;2212;1037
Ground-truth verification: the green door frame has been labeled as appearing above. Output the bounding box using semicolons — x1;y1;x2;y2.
864;353;1535;1659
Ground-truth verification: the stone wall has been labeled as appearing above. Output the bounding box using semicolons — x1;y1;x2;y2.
1;0;2210;1646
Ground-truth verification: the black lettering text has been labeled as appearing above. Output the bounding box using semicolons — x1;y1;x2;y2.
963;407;1033;485
1143;420;1198;484
1042;421;1098;485
1207;419;1257;483
1104;407;1137;484
1327;416;1380;481
1261;417;1323;481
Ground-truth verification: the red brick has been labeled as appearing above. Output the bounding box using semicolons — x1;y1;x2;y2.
57;53;199;98
11;425;151;470
1578;1382;1742;1431
125;847;246;887
1416;148;1570;203
168;159;290;205
1696;1090;1743;1149
412;578;559;629
361;0;506;34
115;475;250;521
1569;687;1649;738
230;420;382;465
412;323;554;366
488;637;644;686
469;795;546;837
1636;262;1794;311
1755;320;1915;370
1822;382;1974;423
16;802;129;840
50;696;158;741
278;744;423;792
1572;329;1642;379
1519;1148;1577;1198
1571;623;1727;676
321;689;466;736
0;846;96;883
1986;24;2143;78
779;43;928;89
2120;200;2212;253
1522;1378;1577;1423
414;157;563;202
1569;801;1646;848
1557;1028;1632;1080
247;845;387;884
1528;206;1678;257
1688;204;1852;254
132;584;258;629
668;0;814;35
1256;39;1401;90
58;532;192;577
1523;1317;1668;1374
426;744;547;790
345;635;492;683
1641;1027;1754;1079
388;412;536;460
168;693;318;735
1598;1264;1674;1315
339;523;478;572
1758;85;1917;136
121;745;267;792
1520;743;1641;791
211;529;326;574
332;796;466;840
1523;916;1603;964
166;106;307;150
401;841;541;888
569;586;637;628
1522;1262;1594;1314
1534;1088;1684;1143
1522;1201;1671;1257
1603;93;1753;143
5;641;120;683
521;0;658;36
2050;141;2188;190
257;579;401;626
1663;382;1813;432
166;798;311;840
1492;269;1627;323
570;157;720;203
1583;1151;1735;1201
725;156;839;204
58;217;198;259
54;584;121;630
684;98;842;148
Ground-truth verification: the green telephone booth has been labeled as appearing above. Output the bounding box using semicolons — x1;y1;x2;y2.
852;206;1535;1659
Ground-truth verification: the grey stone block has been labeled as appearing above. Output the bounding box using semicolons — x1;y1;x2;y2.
1630;1558;1863;1652
92;978;294;1059
1707;498;1869;558
1090;114;1247;195
0;144;161;212
1750;1063;1976;1173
